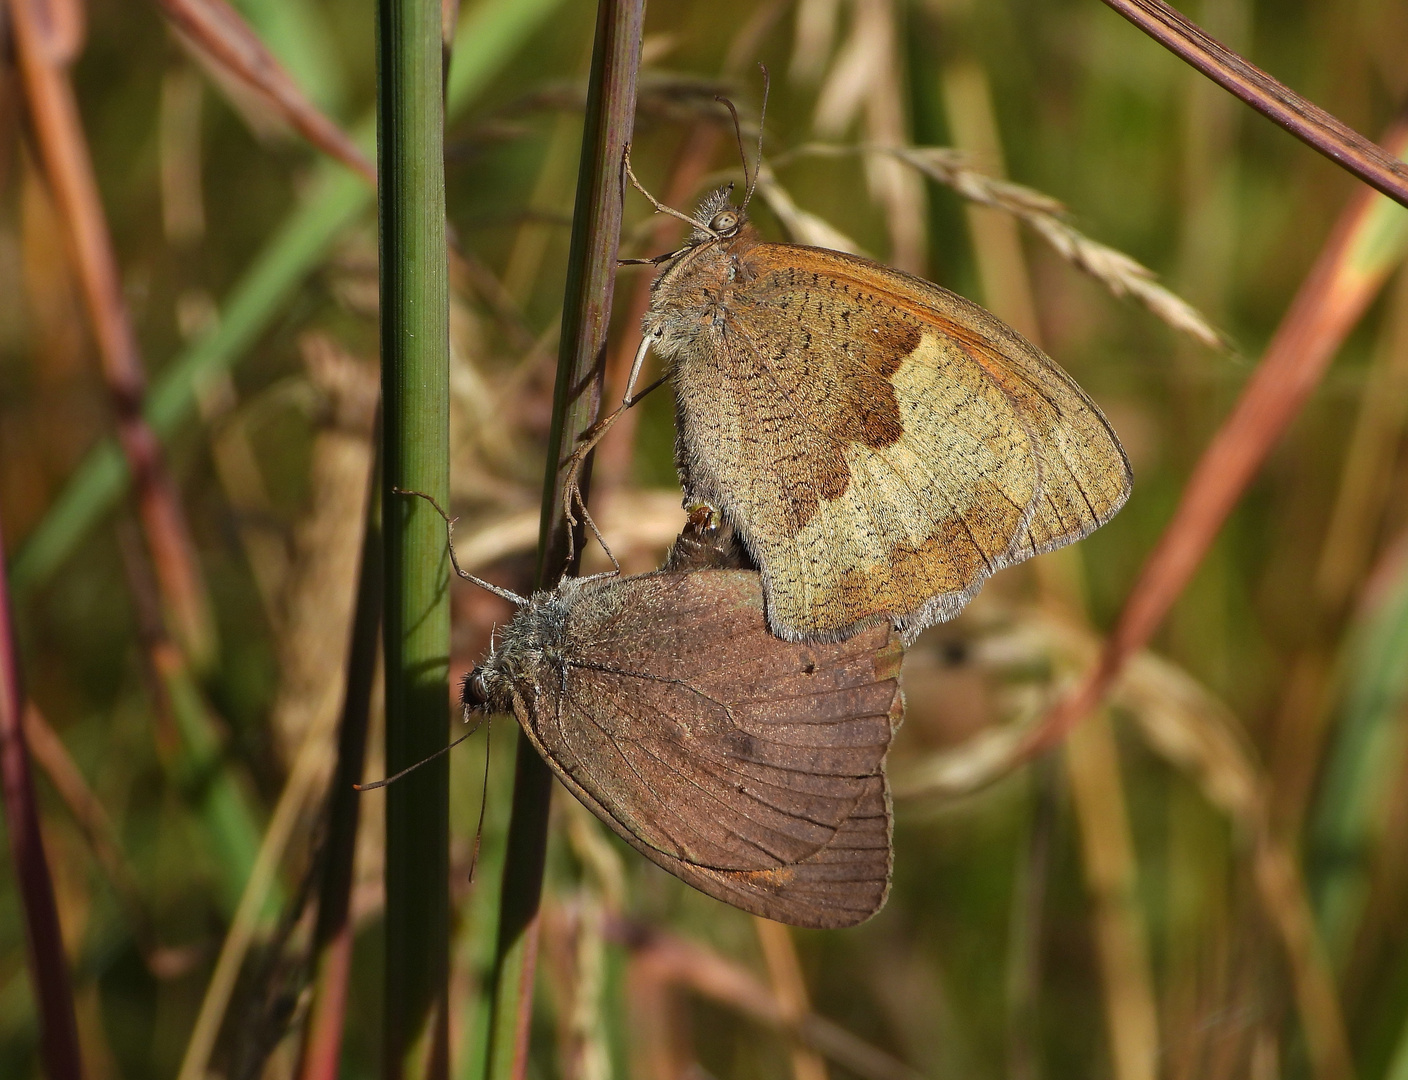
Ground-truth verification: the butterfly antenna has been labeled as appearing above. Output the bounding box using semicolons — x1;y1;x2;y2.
466;715;493;883
353;718;484;791
742;63;769;212
715;94;751;196
392;487;526;605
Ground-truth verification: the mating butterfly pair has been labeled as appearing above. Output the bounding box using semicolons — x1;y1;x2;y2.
464;186;1129;927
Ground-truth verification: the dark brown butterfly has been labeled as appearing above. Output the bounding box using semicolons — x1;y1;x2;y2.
463;521;904;928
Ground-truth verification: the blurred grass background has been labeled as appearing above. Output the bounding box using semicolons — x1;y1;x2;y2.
3;0;1408;1078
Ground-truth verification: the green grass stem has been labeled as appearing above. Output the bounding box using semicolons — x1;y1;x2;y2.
377;0;453;1075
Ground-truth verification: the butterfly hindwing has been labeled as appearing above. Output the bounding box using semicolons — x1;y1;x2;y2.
509;570;902;928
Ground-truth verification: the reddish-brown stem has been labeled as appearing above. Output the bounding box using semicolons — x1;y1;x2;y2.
12;0;215;667
484;3;645;1076
1099;0;1408;207
593;121;722;493
156;0;376;184
1025;117;1408;756
0;518;84;1080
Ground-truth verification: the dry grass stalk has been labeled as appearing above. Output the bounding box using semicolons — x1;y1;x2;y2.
266;335;378;768
22;703;196;979
449;490;687;580
0;515;83;1080
613;920;923;1080
811;0;926;273
1026;117;1408;764
1065;710;1160;1080
625;956;692;1080
791;0;843;84
159;65;207;245
197;370;291;632
755;919;830;1080
595;120;724;496
1315;267;1408;609
174;695;345;1080
1100;0;1408;208
755;164;868;254
892;144;1224;349
937;57;1043;342
503;110;584;303
556;802;627;1080
899;606;1356;1080
777;142;1224;349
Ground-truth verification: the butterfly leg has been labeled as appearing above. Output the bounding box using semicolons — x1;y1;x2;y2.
623;144;712;234
572;495;621;578
391;487;526;605
560;353;669;560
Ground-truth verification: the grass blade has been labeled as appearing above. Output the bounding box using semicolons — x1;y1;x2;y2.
13;0;216;667
298;465;383;1080
1308;545;1408;967
1066;712;1159;1080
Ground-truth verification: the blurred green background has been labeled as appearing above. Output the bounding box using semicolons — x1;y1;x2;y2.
2;0;1408;1078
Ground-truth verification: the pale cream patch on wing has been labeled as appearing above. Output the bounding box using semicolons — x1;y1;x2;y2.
763;331;1041;635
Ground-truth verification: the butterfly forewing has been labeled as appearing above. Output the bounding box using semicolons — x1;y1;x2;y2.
656;229;1132;643
509;570;902;928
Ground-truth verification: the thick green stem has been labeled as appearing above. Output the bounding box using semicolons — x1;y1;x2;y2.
482;2;644;1078
378;0;451;1076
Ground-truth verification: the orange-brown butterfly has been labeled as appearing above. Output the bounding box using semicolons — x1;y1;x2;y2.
463;517;903;928
572;153;1131;645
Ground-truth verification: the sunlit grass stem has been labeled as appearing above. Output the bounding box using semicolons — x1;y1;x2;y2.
379;0;452;1074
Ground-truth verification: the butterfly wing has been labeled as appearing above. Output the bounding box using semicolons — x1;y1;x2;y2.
511;570;902;928
666;240;1131;643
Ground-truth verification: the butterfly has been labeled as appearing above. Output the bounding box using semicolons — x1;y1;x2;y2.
462;518;903;928
574;167;1131;646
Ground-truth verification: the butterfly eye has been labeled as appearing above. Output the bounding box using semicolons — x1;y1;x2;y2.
710;210;739;235
462;670;491;711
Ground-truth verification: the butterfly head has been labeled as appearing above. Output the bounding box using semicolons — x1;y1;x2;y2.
689;185;746;245
460;587;571;721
